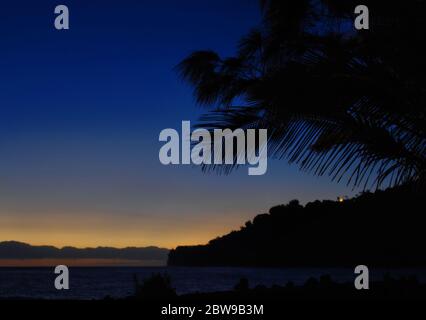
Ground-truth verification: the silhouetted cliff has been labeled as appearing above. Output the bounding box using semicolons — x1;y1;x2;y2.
168;187;426;267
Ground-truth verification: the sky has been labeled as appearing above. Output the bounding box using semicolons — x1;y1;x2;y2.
0;0;358;249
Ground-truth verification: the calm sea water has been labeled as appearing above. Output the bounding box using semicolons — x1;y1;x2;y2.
0;267;425;300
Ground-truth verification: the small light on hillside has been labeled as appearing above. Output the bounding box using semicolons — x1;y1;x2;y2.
337;196;345;203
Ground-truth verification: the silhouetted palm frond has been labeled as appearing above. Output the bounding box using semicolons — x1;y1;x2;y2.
177;0;426;189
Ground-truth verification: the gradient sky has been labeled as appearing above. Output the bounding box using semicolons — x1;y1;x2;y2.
0;0;358;249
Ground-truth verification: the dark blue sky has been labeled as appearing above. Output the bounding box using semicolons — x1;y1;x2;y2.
0;0;356;248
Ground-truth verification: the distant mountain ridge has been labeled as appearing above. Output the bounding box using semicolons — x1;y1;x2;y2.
0;241;169;261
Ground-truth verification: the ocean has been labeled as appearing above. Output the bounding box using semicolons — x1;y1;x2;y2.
0;267;425;300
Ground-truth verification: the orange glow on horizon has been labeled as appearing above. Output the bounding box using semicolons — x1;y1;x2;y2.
0;210;248;250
